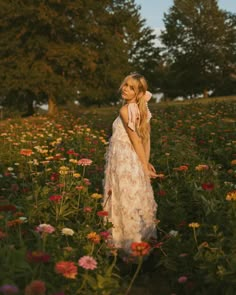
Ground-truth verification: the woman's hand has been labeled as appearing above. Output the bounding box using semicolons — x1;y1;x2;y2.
148;163;156;173
144;163;157;178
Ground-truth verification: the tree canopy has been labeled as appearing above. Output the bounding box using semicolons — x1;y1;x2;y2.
160;0;236;98
0;0;161;113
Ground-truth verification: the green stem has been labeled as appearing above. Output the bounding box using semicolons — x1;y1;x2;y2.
193;228;198;246
125;256;143;295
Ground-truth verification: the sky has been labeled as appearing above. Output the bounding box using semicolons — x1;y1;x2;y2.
135;0;236;29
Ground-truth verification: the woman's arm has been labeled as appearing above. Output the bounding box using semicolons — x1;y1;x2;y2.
143;123;150;162
120;105;157;178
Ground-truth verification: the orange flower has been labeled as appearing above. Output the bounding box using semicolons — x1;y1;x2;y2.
7;219;24;227
195;164;209;171
55;261;78;279
131;242;151;256
87;232;101;244
173;165;188;171
20;149;33;156
226;191;236;201
231;159;236;166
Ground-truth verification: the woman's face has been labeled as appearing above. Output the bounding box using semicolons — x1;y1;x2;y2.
121;78;139;103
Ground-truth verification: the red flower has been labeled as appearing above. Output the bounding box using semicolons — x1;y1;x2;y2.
131;242;151;256
27;251;50;263
201;183;214;191
55;261;78;279
50;173;59;182
25;280;46;295
97;210;108;217
49;195;62;202
157;190;166;196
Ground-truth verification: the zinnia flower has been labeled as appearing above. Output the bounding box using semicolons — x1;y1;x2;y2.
178;276;188;284
78;256;97;270
226;190;236;201
25;280;46;295
188;222;200;228
27;251;50;263
87;232;101;244
20;149;33;156
36;223;55;234
61;228;74;236
195;164;209;171
77;158;93;166
231;159;236;166
91;193;103;199
0;284;19;294
130;242;151;256
49;195;62;202
201;183;214;191
97;210;108;217
55;261;78;279
173;165;188;171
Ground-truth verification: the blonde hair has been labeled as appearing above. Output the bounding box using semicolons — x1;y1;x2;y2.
120;73;150;143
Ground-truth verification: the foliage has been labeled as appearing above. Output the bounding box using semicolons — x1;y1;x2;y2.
0;98;236;294
0;0;161;110
160;0;236;99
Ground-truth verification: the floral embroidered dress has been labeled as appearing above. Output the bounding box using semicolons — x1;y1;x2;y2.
103;103;157;253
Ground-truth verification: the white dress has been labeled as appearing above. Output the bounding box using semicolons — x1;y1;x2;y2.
103;103;157;253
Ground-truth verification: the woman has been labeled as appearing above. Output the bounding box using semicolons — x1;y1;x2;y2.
103;73;158;254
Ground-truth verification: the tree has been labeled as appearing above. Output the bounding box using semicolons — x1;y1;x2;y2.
0;0;161;112
160;0;236;99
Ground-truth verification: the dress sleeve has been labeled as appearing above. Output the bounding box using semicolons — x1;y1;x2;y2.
127;103;140;131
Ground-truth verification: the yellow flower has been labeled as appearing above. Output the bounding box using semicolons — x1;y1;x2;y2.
225;191;236;201
73;173;81;178
59;166;70;175
188;222;200;228
91;193;103;199
69;159;78;164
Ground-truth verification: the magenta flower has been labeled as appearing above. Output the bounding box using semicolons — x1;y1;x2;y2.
78;256;97;270
36;223;55;234
0;284;19;294
77;158;93;166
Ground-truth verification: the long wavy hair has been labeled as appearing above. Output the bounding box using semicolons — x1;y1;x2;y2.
119;73;150;143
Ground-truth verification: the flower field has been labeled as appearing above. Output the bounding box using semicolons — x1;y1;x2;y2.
0;99;236;295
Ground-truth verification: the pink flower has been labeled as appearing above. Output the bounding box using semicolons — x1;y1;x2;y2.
55;261;78;279
178;276;188;283
77;158;93;166
36;224;55;234
25;280;46;295
100;231;110;240
78;256;97;270
83;206;92;213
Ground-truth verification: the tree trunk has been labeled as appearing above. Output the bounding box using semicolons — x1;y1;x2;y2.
48;96;58;116
203;89;208;98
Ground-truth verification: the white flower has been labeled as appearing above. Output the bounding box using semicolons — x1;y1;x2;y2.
169;230;178;237
62;228;75;236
